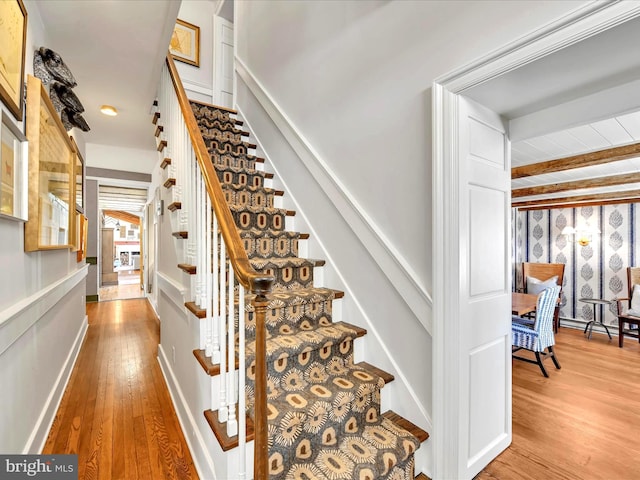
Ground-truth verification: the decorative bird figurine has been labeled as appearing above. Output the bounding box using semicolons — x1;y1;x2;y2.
39;47;77;87
33;50;53;85
50;81;84;113
61;108;90;132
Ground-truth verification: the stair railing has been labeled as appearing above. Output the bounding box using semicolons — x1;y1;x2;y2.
159;54;272;480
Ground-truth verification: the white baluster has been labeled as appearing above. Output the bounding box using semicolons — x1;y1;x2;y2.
238;283;246;479
227;263;238;437
218;240;228;422
205;195;213;357
211;218;220;364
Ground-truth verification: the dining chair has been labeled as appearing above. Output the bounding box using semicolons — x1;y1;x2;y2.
522;262;565;333
615;267;640;348
512;285;561;377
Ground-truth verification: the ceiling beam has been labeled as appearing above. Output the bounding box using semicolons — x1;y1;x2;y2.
512;189;640;209
103;210;140;225
511;142;640;179
512;172;640;197
515;197;640;211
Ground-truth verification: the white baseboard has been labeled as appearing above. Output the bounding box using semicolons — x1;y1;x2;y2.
158;344;217;480
27;315;88;454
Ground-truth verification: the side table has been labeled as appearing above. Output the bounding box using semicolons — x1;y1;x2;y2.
579;297;612;340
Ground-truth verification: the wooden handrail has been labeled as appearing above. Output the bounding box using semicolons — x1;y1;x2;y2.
165;54;273;296
165;54;271;480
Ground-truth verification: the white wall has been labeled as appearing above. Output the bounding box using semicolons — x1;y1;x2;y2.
234;0;592;473
0;0;88;453
235;0;589;298
174;0;219;103
85;143;157;174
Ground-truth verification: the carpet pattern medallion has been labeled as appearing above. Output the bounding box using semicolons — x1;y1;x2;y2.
190;102;422;480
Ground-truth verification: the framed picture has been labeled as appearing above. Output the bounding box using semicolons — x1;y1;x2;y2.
170;18;200;67
71;136;84;213
0;0;28;121
76;214;87;262
0;111;28;221
24;75;76;251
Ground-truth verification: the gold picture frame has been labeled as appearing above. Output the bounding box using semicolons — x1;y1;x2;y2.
0;0;28;121
24;75;77;252
76;214;87;262
0;110;28;221
170;18;200;67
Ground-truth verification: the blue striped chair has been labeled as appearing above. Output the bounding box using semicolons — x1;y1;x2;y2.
512;285;561;377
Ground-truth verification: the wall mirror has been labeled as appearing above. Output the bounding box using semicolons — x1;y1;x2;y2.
0;111;28;221
24;75;76;251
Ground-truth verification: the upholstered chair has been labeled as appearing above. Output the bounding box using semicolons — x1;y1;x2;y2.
512;285;562;377
615;267;640;348
522;262;565;333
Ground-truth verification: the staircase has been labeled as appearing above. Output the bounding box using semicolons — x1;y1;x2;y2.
156;56;428;480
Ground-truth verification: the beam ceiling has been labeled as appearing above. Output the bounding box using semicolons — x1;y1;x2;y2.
512;138;640;209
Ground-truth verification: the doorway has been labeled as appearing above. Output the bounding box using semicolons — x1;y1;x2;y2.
98;185;148;301
432;3;640;479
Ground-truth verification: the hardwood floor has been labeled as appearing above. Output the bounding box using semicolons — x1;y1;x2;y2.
44;298;640;480
478;326;640;480
43;299;198;480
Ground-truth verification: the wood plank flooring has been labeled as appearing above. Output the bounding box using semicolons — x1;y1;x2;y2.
478;327;640;480
43;299;198;480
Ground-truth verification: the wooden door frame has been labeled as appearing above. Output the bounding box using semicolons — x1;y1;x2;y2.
431;2;640;478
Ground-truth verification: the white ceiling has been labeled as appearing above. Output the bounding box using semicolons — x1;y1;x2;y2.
464;13;640;208
99;186;148;213
465;15;640;120
34;0;181;152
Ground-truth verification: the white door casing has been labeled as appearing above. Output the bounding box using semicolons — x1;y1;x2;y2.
213;15;234;108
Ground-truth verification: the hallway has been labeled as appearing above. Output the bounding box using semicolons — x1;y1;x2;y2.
43;299;199;480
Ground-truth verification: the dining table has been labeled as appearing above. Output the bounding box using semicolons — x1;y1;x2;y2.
512;292;538;316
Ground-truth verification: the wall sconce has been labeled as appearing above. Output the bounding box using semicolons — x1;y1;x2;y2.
561;225;601;246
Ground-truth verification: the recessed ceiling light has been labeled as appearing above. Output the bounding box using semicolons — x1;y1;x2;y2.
100;105;118;116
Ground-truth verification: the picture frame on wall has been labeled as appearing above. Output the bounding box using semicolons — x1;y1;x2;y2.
169;18;200;67
0;0;28;121
0;111;28;221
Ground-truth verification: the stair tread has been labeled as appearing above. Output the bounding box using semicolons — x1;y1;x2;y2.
356;361;395;384
172;231;188;239
193;349;239;376
185;301;206;319
191;99;237;114
204;408;254;452
383;410;430;443
229;204;288;215
415;474;431;480
261;413;420;478
167;201;181;212
188;287;344;318
214;163;267;177
249;256;325;268
177;263;196;274
240;228;304;239
223;183;279;194
246;320;366;365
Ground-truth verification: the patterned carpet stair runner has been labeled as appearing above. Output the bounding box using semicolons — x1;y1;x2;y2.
190;101;423;480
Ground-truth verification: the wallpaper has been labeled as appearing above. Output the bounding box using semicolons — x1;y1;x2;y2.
514;204;639;327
